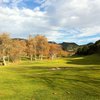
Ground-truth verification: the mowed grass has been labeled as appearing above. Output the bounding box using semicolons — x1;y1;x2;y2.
0;54;100;100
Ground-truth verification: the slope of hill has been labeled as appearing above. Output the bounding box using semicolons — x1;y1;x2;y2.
60;42;79;51
12;38;27;41
76;40;100;55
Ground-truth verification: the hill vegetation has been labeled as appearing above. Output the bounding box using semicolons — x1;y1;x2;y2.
60;42;79;51
76;40;100;55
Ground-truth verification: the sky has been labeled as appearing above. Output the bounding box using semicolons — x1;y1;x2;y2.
0;0;100;44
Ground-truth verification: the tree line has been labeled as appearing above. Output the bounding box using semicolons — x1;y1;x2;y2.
76;40;100;55
0;33;67;65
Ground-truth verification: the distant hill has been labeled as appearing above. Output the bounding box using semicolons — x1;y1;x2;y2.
12;38;27;41
60;42;79;51
48;41;57;44
48;41;79;52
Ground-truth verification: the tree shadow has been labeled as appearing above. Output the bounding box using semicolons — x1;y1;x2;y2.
67;55;100;65
21;70;100;96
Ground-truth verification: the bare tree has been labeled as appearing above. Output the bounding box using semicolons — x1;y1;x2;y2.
9;39;27;62
0;33;67;64
0;33;11;65
35;35;49;60
49;43;62;59
27;35;37;61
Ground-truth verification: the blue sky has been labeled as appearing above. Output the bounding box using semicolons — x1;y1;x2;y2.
0;0;100;44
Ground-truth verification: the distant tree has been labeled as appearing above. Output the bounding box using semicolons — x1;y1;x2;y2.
76;46;89;55
95;40;100;54
59;50;70;57
76;40;100;56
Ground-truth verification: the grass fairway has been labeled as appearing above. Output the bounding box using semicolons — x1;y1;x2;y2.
0;54;100;100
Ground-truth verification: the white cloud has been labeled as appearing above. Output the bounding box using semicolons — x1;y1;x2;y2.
79;26;100;37
0;7;47;36
41;0;100;28
0;0;100;44
40;0;100;41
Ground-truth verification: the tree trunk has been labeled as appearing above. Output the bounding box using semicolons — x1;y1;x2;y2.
34;54;37;61
3;56;6;66
30;55;33;61
51;55;54;60
51;54;56;60
7;55;10;62
40;55;43;60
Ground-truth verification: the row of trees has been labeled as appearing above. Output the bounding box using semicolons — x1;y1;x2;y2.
76;40;100;55
27;35;65;61
0;33;67;65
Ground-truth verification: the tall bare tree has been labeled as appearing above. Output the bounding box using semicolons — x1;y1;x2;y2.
0;33;11;65
27;35;37;61
49;43;62;59
9;39;27;62
35;35;49;60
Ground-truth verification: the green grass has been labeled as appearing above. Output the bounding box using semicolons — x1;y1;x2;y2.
0;54;100;100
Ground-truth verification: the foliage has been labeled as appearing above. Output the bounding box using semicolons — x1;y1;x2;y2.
0;33;11;57
27;35;67;61
0;33;67;64
60;42;78;51
76;40;100;55
9;40;27;62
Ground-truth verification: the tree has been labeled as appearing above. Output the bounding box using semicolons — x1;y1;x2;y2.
95;40;100;54
27;35;37;61
35;35;49;60
9;40;27;62
76;40;100;56
0;33;11;65
49;43;62;59
0;33;70;64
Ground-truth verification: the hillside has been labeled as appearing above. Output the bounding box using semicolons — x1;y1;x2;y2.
60;42;79;51
76;40;100;55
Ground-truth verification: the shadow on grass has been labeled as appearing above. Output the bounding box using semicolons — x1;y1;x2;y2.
8;65;100;74
9;62;100;97
67;54;100;65
21;70;100;96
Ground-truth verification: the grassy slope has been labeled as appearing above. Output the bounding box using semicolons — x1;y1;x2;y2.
0;54;100;100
